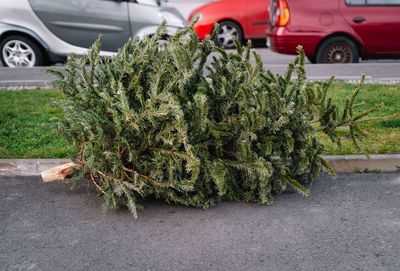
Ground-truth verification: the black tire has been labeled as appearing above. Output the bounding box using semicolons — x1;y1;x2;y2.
0;35;46;67
315;36;359;64
215;21;244;49
307;55;316;64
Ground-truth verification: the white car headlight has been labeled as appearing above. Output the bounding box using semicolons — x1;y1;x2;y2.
159;11;185;27
189;12;202;23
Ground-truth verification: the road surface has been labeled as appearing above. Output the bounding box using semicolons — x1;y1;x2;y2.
1;173;399;270
1;48;400;88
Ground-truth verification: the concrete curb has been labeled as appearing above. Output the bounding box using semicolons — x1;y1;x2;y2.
0;155;399;177
321;154;400;173
0;159;71;177
0;80;51;88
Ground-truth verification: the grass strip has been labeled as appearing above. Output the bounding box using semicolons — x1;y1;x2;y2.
0;83;399;158
317;82;400;155
0;89;75;158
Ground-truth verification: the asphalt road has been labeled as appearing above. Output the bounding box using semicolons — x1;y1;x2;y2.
1;48;400;88
1;173;400;270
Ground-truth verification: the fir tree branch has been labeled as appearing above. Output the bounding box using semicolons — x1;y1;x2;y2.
353;101;366;108
222;149;237;158
89;171;106;195
315;103;385;132
154;127;177;142
122;166;193;190
145;113;171;141
222;65;257;122
353;102;384;121
349;74;365;117
148;147;194;160
97;170;142;194
355;112;400;123
153;75;180;102
117;145;125;158
295;102;314;114
135;110;169;124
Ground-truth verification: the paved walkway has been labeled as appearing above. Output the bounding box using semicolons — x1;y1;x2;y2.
1;173;399;270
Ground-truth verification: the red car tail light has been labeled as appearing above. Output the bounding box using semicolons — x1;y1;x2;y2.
275;0;290;26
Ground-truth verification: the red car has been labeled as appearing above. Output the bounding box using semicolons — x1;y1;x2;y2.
267;0;400;63
188;0;270;48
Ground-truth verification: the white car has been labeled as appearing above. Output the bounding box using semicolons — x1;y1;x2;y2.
0;0;186;67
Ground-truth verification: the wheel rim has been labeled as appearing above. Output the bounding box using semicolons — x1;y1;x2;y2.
217;24;239;48
325;43;353;63
2;40;36;68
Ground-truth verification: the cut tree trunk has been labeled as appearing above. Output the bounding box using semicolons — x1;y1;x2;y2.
41;162;82;182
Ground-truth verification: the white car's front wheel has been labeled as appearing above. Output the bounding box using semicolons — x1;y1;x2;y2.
0;35;45;68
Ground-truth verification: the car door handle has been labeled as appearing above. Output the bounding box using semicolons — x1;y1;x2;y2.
353;17;366;23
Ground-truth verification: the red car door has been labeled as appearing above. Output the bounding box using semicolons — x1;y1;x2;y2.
246;0;270;39
340;0;400;56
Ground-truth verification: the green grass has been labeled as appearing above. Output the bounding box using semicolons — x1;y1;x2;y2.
0;83;399;158
316;82;400;155
0;89;75;158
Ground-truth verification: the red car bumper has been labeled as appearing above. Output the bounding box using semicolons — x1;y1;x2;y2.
189;19;215;40
267;27;323;56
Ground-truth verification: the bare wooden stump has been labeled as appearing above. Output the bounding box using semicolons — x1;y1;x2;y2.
41;162;82;182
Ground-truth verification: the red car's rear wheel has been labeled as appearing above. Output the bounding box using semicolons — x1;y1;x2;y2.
315;36;359;64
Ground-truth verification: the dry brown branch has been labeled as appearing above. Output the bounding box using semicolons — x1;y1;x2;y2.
97;170;142;194
89;171;106;194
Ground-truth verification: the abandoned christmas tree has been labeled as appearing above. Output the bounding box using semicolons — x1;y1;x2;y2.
44;22;395;218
